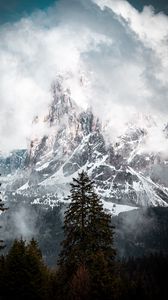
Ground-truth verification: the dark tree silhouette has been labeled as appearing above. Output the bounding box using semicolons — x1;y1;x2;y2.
58;171;116;299
0;174;8;250
1;238;50;300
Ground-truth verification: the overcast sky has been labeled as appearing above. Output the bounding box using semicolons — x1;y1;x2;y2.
0;0;168;154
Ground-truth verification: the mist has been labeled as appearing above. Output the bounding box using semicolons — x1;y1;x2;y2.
0;202;39;241
0;0;168;155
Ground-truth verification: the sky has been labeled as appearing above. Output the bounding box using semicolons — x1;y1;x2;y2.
129;0;168;13
0;0;167;23
0;0;56;24
0;0;168;154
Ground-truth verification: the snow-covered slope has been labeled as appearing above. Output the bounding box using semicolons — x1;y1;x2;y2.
2;76;168;211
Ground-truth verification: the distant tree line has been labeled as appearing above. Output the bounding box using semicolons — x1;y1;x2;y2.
0;172;168;300
0;174;8;250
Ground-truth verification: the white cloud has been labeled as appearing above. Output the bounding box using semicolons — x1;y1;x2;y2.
93;0;168;52
92;0;168;110
0;0;168;154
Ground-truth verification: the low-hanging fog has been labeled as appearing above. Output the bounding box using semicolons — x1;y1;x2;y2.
0;0;168;156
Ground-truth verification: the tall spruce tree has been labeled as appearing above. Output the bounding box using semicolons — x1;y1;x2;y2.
58;171;116;299
0;174;8;250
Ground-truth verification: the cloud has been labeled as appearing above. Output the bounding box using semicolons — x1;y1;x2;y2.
0;203;39;241
92;0;168;111
0;0;168;154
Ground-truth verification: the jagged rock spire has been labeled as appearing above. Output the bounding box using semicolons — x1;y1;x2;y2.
48;77;74;125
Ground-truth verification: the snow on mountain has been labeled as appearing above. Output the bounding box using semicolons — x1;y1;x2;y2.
2;76;168;211
0;149;27;175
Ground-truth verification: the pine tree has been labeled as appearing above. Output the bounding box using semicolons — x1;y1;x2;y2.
3;238;28;299
58;171;116;299
2;238;49;300
0;174;8;250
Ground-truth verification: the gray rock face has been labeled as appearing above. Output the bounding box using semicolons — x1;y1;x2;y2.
0;150;27;175
2;77;168;209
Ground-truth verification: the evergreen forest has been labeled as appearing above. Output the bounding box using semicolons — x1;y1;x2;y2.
0;172;168;300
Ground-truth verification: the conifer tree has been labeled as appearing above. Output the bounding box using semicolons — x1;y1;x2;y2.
25;238;49;299
2;238;49;300
58;171;116;299
0;174;8;250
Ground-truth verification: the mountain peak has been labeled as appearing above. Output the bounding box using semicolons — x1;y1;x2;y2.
47;77;77;126
3;75;168;211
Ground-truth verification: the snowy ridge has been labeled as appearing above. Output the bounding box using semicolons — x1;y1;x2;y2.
2;77;168;212
128;167;168;207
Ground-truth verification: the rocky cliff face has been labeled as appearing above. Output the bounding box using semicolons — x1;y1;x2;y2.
0;150;27;175
2;77;168;212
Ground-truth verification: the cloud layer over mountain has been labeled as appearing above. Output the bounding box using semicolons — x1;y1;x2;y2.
0;0;168;153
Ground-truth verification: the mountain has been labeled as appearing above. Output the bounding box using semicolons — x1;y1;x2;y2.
0;149;27;175
2;75;168;213
1;76;168;266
